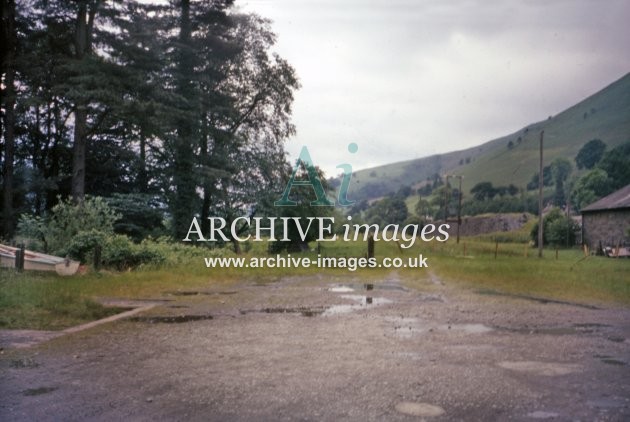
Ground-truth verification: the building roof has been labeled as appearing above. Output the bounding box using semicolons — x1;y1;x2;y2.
581;184;630;212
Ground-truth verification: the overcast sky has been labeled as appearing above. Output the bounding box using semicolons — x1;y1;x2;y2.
239;0;630;177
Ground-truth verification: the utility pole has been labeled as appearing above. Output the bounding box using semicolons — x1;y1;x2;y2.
445;174;463;243
456;175;463;244
538;130;544;258
443;175;450;222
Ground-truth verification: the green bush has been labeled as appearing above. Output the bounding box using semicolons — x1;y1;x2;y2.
104;193;166;241
530;208;579;247
65;230;108;262
547;217;580;247
17;197;232;270
17;196;120;255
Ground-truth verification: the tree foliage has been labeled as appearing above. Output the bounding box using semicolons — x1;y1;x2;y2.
0;1;299;242
530;208;578;247
550;157;572;206
270;163;334;252
470;182;496;201
526;166;553;191
571;168;610;210
575;139;606;170
365;196;408;226
570;141;630;210
17;196;119;254
597;142;630;192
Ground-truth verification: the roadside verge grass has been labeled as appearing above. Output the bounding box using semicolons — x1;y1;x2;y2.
1;237;628;330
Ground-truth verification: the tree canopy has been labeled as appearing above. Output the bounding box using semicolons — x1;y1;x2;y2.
575;139;606;170
0;0;300;240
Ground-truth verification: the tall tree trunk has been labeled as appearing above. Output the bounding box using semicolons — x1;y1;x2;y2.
199;110;211;233
200;187;212;233
71;0;98;204
172;0;197;239
138;127;148;193
72;105;88;203
46;99;63;210
33;106;42;213
1;0;17;238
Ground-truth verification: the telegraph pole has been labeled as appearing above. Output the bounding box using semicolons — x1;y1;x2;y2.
443;175;450;222
538;130;544;258
456;175;463;244
445;174;463;243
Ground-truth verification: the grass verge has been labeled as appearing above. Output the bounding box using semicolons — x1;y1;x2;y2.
1;237;628;330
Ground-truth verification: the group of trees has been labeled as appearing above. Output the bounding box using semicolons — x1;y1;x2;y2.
525;158;572;207
530;208;579;247
470;182;519;201
522;139;630;211
1;0;299;241
570;141;630;210
339;138;629;248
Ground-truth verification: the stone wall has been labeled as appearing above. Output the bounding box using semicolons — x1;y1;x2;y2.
582;209;630;248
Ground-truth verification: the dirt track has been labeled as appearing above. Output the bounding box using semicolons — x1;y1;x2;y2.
1;272;629;421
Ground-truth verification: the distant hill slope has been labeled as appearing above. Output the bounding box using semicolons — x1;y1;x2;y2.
346;72;630;202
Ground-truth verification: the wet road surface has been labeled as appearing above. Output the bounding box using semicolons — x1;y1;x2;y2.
1;272;629;421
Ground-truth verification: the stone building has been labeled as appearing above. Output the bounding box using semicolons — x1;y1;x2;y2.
581;184;630;248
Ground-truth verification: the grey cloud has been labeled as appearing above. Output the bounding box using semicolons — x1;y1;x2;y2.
242;0;630;176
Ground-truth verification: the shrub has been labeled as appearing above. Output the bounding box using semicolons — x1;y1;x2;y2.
547;217;580;247
530;208;578;247
65;230;108;262
18;197;232;270
17;196;120;255
104;193;166;241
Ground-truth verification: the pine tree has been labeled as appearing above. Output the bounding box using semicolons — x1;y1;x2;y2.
1;0;18;236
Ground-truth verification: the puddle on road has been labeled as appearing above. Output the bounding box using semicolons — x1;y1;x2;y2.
22;386;57;396
323;282;399;316
587;396;628;410
163;291;238;297
597;356;626;366
10;358;40;369
527;410;560;419
129;314;213;324
497;323;612;336
574;323;610;329
323;295;393;316
498;361;582;376
395;401;445;417
239;293;392;317
498;326;584;335
393;321;493;338
326;283;408;293
164;291;202;296
240;307;327;317
328;286;355;293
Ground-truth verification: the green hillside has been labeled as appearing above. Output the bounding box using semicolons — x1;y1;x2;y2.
347;72;630;201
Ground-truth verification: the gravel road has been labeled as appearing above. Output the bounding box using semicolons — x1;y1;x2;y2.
1;272;629;421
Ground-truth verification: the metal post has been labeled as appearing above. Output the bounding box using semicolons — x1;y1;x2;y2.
456;175;463;244
443;175;449;222
538;130;544;258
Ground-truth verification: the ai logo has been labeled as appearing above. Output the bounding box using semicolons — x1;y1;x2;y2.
275;143;358;207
